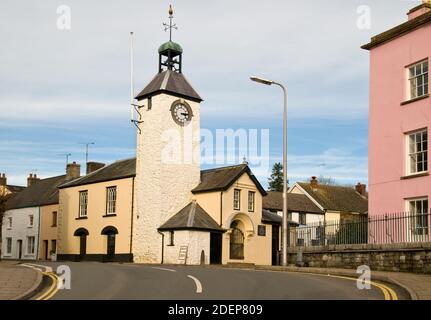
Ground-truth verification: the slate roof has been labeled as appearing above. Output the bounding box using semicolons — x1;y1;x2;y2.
158;201;225;232
261;209;300;227
135;70;203;102
6;185;26;193
59;158;136;189
6;175;68;210
362;6;431;50
192;164;267;195
297;183;368;214
263;191;324;214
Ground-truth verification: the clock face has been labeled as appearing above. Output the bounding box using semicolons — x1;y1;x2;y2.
171;101;193;126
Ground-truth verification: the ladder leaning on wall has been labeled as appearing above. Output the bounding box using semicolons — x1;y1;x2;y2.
178;246;188;265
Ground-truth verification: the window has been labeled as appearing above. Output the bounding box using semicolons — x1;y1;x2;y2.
169;231;174;246
258;225;266;236
299;213;307;225
27;236;35;255
6;238;12;254
409;60;428;99
248;191;255;212
7;217;12;229
51;240;57;254
233;189;241;210
106;187;117;215
52;212;57;227
409;198;429;236
28;215;34;227
408;129;428;174
79;191;88;217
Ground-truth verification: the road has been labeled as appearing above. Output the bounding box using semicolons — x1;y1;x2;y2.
34;262;398;300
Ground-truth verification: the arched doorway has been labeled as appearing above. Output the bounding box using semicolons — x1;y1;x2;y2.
230;221;244;260
74;228;89;261
101;226;118;262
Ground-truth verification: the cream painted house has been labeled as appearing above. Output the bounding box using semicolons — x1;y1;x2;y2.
57;159;135;262
289;177;368;224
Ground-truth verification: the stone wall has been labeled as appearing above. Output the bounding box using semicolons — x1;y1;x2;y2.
288;243;431;274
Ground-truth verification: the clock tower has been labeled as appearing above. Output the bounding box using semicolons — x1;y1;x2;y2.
132;7;203;263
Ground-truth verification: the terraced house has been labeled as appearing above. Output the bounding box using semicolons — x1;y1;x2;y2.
1;163;80;260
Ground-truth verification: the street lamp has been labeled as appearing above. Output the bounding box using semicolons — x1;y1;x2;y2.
250;76;289;267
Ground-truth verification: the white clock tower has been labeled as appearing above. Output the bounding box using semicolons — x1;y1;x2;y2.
132;7;203;263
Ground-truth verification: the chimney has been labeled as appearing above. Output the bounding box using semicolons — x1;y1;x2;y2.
355;183;367;196
66;162;81;180
86;162;105;175
27;173;41;187
310;176;318;189
408;1;431;20
0;173;6;186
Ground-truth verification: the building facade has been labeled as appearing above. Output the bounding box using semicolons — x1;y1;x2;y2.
364;2;431;217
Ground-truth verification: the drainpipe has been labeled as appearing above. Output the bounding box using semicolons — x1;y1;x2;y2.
36;206;41;261
158;230;164;264
220;192;223;226
129;177;135;258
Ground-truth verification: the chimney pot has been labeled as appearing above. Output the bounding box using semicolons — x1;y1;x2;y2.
310;176;318;188
27;173;40;187
86;162;105;175
66;162;81;180
355;183;367;196
0;173;6;186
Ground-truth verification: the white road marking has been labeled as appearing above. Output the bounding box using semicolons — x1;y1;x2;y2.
20;263;53;273
151;267;177;273
187;275;203;294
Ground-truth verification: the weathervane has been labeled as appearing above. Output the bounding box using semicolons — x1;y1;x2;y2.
163;4;177;41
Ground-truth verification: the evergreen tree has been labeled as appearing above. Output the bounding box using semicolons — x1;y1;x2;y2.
268;162;284;192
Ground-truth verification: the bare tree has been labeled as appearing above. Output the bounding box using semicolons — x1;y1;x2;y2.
317;175;337;186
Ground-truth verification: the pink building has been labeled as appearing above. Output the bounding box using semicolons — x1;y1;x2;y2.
364;2;430;222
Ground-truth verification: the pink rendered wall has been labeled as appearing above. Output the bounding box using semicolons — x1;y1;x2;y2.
368;23;431;215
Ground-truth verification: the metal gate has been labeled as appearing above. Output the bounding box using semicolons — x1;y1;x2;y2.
230;227;244;260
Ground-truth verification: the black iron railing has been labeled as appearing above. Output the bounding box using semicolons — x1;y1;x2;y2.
289;211;431;248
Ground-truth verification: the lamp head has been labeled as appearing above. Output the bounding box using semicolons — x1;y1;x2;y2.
250;76;274;86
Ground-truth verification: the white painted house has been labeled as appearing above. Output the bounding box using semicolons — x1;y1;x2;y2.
1;174;71;260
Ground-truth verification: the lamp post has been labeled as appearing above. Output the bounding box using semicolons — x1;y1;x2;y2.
250;76;288;267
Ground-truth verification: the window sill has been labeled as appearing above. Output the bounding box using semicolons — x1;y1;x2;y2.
401;94;429;106
27;226;33;228
167;244;175;247
103;214;117;218
51;225;57;228
401;172;429;180
76;216;88;220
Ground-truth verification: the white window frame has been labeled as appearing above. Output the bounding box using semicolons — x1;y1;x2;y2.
106;186;117;215
406;197;429;237
6;237;12;255
7;217;12;229
79;190;88;218
248;191;255;212
27;236;35;255
28;215;34;228
233;189;241;211
408;60;429;100
406;129;428;175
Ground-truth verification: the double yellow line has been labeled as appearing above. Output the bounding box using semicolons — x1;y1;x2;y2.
36;272;60;300
318;274;399;300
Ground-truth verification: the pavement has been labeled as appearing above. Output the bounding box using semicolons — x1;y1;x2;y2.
252;265;431;300
0;261;43;300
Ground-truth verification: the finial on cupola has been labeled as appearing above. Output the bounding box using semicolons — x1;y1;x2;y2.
159;5;183;73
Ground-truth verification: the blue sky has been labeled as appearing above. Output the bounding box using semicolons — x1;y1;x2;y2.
0;0;419;188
